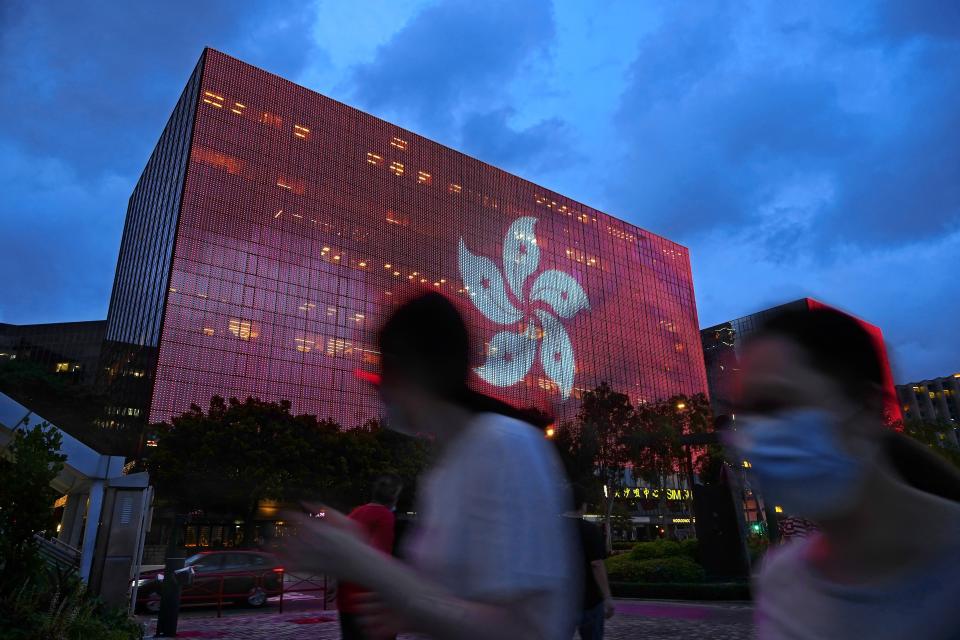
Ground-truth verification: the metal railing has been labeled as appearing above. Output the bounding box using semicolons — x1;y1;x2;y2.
34;533;80;570
277;570;334;613
139;568;333;618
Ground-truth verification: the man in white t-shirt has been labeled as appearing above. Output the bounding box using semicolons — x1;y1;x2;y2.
287;293;578;640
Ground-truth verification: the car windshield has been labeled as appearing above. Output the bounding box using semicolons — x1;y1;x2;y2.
184;554;206;567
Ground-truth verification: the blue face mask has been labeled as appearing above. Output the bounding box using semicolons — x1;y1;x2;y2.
725;409;869;520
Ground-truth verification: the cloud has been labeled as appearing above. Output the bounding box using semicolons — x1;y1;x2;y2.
458;108;578;175
347;0;555;132
0;1;322;323
606;1;960;249
692;227;960;381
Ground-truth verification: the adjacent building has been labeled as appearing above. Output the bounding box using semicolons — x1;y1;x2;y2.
897;374;960;425
700;298;902;423
101;48;709;429
0;320;106;386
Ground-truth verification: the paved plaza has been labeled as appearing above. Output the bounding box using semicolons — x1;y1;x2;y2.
139;598;753;639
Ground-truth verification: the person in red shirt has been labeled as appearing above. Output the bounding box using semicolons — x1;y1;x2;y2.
337;473;403;640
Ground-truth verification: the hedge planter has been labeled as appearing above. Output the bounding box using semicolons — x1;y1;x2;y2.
610;581;752;601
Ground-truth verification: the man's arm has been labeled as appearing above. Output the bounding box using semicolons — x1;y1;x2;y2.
329;527;549;640
590;559;615;618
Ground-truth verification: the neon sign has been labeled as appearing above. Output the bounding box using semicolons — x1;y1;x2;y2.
614;487;693;501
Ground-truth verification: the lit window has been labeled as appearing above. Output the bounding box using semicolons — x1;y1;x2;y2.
202;91;224;108
385;210;409;226
297;303;316;312
774;505;784;514
417;171;432;185
275;177;305;194
261;112;282;128
228;319;257;341
231;102;246;116
55;362;71;373
389;161;404;176
326;338;354;357
295;337;315;353
193;146;244;174
202;327;215;336
293;124;310;140
366;152;384;166
449;183;462;194
390;137;408;150
384;263;392;269
358;261;367;268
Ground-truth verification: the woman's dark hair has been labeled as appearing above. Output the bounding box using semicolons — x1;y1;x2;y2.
377;292;551;428
756;306;885;410
378;292;471;400
884;432;960;503
371;473;403;506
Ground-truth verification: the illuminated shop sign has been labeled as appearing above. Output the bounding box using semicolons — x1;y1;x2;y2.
614;487;693;501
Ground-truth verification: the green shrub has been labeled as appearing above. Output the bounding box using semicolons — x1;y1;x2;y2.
606;555;706;583
746;534;770;565
679;537;699;560
629;538;684;560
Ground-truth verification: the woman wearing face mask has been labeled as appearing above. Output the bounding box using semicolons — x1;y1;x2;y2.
727;307;960;640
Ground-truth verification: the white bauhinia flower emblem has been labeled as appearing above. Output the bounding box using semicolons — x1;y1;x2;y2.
458;217;589;399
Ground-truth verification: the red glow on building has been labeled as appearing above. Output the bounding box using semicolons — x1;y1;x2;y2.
105;49;708;428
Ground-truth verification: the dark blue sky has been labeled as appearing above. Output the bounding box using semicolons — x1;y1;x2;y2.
1;1;958;382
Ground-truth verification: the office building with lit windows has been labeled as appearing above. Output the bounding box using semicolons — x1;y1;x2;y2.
0;320;106;386
101;48;708;428
897;374;960;425
701;298;902;423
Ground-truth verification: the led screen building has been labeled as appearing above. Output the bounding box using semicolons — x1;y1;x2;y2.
102;48;708;428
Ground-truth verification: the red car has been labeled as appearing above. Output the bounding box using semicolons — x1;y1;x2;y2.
135;550;284;613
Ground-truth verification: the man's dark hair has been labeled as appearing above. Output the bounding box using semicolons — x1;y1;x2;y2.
371;473;403;506
755;306;885;411
377;292;552;428
378;292;471;401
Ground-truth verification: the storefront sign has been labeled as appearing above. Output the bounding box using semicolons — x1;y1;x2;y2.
614;487;692;501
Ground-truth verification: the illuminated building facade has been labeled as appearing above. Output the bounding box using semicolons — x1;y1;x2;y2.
701;298;902;423
102;48;708;428
897;374;960;425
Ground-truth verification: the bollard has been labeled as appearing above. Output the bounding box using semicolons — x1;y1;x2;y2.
155;558;193;637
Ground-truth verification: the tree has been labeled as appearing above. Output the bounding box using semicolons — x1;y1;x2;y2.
628;393;714;522
324;418;432;513
900;418;960;469
0;421;65;585
0;421;141;639
147;397;434;546
575;383;633;545
148;396;335;544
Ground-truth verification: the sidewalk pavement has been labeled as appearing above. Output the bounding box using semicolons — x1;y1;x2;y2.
138;599;753;639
